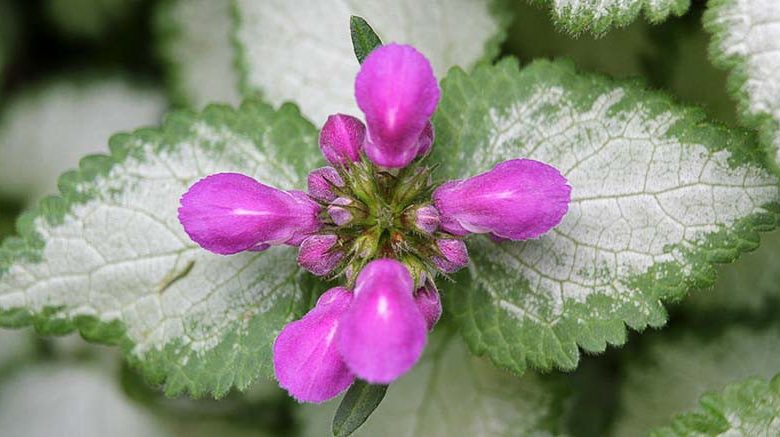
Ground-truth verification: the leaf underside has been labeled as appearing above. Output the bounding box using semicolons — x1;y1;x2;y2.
431;58;779;377
332;380;388;437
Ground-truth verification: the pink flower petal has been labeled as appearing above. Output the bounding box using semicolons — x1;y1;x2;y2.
273;287;355;403
356;44;440;168
178;173;321;255
319;114;365;166
337;259;427;384
434;159;571;240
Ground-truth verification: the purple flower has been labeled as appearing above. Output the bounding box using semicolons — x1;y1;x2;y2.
356;44;440;168
307;167;344;202
273;287;355;403
434;159;571;240
433;238;469;273
337;259;427;384
298;235;343;276
414;283;441;331
179;42;572;405
178;173;320;255
319;114;366;166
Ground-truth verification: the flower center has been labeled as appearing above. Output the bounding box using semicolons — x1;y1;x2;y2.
319;159;439;286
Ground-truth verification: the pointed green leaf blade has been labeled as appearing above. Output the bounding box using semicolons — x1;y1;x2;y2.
431;58;780;376
350;16;383;64
332;380;388;437
0;100;325;397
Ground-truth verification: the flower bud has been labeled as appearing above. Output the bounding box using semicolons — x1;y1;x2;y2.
414;283;442;331
433;159;571;240
319;114;366;166
297;235;343;276
407;204;439;234
415;121;434;158
178;173;320;255
337;259;427;384
328;197;354;226
433;239;469;273
356;44;440;168
273;287;355;403
307;167;344;202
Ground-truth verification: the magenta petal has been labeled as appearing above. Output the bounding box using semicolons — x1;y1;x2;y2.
356;44;440;168
337;259;427;384
307;167;344;203
274;287;355;403
178;173;321;255
434;159;571;240
433;239;469;273
298;234;343;276
414;283;442;331
319;114;366;166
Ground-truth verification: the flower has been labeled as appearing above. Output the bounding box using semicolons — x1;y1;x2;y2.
178;42;571;403
356;44;440;168
434;159;571;240
178;173;320;255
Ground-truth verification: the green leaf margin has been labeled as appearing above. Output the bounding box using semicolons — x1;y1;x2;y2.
703;0;780;176
0;100;325;398
432;58;780;376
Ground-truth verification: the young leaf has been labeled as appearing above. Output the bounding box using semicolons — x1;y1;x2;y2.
531;0;690;36
155;0;241;108
0;78;167;202
0;100;325;397
300;331;569;437
651;374;780;436
234;0;510;124
704;0;780;175
350;16;383;64
431;59;779;376
613;325;780;435
332;381;388;437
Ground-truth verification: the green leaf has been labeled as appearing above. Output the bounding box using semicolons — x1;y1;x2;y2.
651;374;780;436
431;58;780;376
155;0;241;109
332;380;388;437
349;16;383;64
704;0;780;175
0;78;167;202
612;324;780;435
0;100;326;397
234;0;511;124
531;0;690;36
300;330;569;437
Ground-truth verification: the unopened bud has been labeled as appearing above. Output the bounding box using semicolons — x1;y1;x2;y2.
433;239;469;273
328;197;355;226
297;234;343;276
414;282;442;331
307;167;344;202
